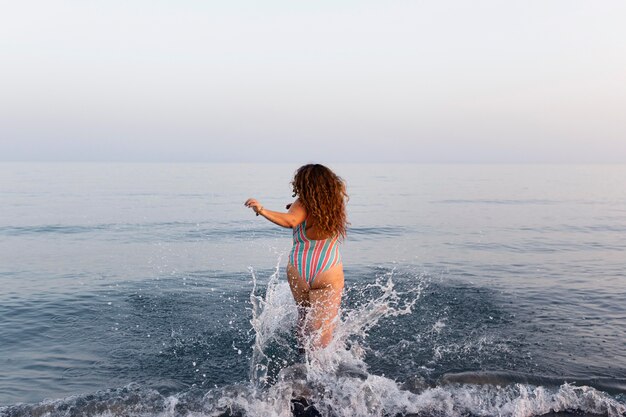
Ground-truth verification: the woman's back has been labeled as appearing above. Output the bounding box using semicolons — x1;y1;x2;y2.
302;218;335;241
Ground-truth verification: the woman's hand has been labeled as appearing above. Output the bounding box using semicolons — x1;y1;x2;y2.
244;198;264;216
244;198;306;228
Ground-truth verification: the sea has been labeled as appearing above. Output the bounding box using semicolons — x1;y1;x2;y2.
0;163;625;417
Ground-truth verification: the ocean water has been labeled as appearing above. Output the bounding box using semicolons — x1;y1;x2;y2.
0;163;625;417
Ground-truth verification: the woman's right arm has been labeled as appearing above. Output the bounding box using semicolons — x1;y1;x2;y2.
244;198;306;228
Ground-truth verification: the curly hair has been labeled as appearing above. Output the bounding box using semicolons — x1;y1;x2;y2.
291;164;349;239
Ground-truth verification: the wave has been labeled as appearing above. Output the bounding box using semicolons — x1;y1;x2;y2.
2;376;624;417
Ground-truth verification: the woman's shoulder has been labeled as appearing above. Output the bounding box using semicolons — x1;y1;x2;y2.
287;198;308;228
291;198;305;209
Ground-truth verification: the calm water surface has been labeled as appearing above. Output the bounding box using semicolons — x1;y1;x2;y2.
0;163;625;417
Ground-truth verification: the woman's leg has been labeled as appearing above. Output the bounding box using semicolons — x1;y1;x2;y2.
287;264;310;342
308;264;344;348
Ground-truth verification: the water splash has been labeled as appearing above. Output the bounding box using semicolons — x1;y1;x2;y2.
3;380;625;417
248;256;297;386
211;265;428;417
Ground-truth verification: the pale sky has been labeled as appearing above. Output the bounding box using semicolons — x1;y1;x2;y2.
1;1;625;163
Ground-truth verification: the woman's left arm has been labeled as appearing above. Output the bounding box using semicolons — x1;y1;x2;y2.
244;198;306;228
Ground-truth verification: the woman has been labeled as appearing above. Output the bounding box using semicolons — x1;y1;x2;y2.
244;164;348;349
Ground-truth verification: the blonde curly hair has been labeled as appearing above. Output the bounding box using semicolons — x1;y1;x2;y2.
291;164;348;239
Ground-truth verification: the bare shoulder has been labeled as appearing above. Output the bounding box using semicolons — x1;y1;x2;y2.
291;198;304;209
289;198;306;214
287;198;307;226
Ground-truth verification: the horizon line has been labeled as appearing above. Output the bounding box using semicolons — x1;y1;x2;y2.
1;160;625;165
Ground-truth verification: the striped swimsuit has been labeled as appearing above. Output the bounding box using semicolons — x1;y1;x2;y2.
289;220;342;285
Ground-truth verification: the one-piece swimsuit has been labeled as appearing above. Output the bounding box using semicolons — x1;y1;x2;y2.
288;220;342;285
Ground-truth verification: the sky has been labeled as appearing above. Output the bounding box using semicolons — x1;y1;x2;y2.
1;0;625;163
